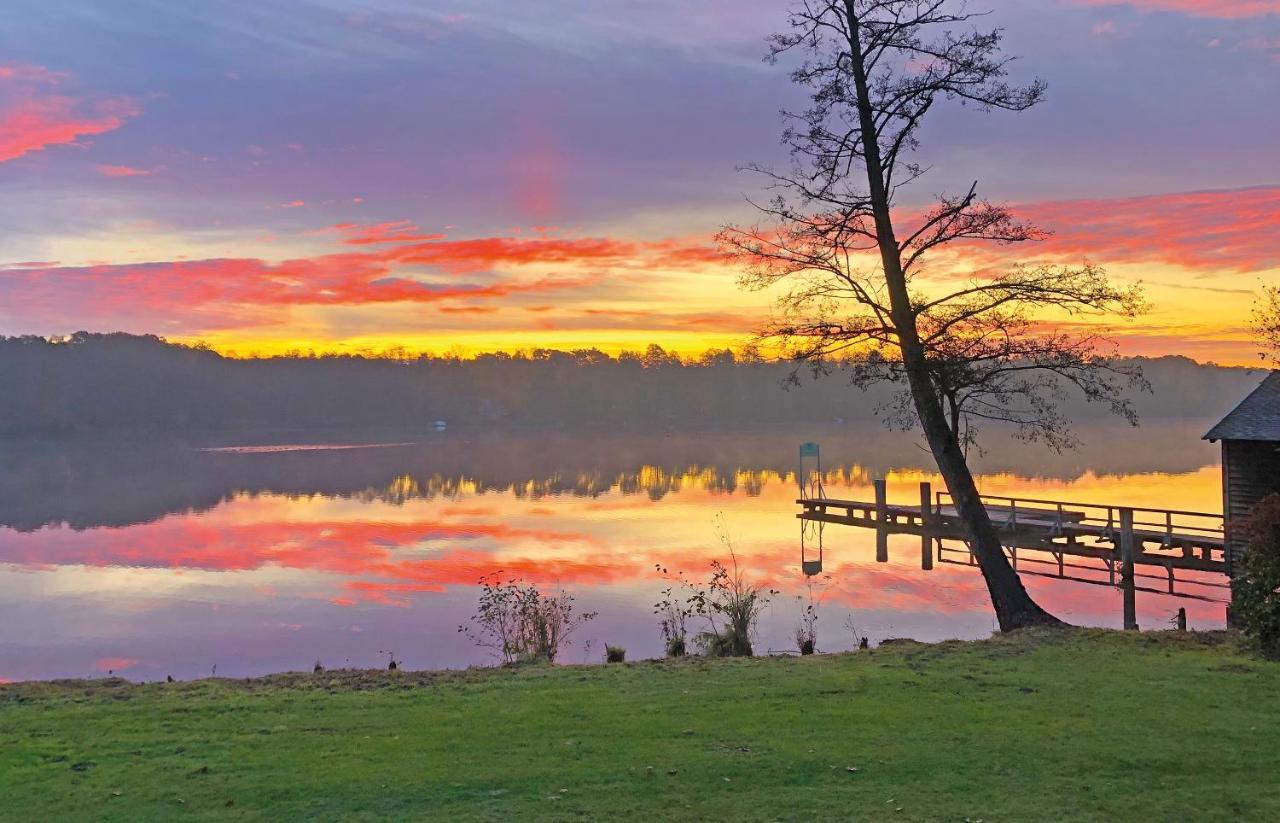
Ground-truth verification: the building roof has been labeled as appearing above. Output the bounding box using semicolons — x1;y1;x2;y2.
1205;371;1280;442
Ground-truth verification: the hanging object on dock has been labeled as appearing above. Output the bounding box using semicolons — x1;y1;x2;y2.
801;518;824;576
798;442;825;501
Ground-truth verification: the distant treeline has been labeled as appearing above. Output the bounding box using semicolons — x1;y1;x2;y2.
0;332;1266;436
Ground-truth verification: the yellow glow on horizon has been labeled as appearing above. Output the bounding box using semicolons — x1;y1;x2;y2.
174;329;756;359
149;253;1273;367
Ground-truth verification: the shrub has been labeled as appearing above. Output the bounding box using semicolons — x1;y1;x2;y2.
693;538;775;658
605;645;626;663
794;575;831;656
653;568;692;658
1233;494;1280;658
795;617;816;656
656;520;775;658
459;574;597;664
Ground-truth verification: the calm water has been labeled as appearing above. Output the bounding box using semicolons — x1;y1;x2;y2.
0;422;1229;682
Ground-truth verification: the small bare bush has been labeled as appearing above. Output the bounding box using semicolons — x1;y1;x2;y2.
653;567;693;657
459;574;596;664
794;575;832;655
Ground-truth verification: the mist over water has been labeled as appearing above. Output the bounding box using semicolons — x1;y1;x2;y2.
0;421;1228;682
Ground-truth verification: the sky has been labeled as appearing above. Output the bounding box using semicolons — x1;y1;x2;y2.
0;0;1277;363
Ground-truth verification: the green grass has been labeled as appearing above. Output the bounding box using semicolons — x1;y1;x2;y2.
2;629;1278;821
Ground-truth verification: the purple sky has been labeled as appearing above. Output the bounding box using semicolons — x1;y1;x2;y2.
1;0;1277;359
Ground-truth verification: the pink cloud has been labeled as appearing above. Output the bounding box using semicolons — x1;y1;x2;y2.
1072;0;1280;18
95;164;149;177
0;255;602;332
0;63;139;163
0;231;719;333
93;657;138;673
922;185;1280;274
321;220;447;246
1025;186;1280;272
0;517;618;606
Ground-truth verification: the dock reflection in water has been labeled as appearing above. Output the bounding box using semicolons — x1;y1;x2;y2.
0;422;1229;681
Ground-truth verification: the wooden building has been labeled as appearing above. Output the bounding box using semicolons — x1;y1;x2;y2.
1204;371;1280;574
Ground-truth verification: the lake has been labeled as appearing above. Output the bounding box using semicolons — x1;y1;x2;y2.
0;421;1230;682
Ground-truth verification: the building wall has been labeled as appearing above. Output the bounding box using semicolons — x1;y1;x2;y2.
1223;439;1280;573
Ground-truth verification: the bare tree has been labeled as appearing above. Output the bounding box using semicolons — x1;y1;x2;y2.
1255;284;1280;366
720;1;1146;629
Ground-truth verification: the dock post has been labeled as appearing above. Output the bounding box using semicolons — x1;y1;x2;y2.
874;478;888;563
919;482;933;571
1119;508;1138;631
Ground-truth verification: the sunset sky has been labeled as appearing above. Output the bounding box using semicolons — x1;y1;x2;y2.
1;0;1277;363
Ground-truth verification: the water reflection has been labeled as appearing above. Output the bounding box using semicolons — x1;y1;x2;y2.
0;422;1228;682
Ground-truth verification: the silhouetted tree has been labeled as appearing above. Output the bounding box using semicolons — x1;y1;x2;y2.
721;1;1146;629
1255;284;1280;366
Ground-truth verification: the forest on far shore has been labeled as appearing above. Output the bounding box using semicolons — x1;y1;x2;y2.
0;332;1265;436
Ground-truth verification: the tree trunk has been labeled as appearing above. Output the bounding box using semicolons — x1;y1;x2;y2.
843;3;1059;630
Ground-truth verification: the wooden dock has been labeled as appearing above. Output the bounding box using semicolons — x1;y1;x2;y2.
797;481;1229;618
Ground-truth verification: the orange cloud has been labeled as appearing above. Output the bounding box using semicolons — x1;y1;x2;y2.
1072;0;1280;16
439;305;499;315
0;63;139;163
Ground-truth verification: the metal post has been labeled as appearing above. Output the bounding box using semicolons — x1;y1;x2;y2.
920;482;933;571
1119;508;1138;631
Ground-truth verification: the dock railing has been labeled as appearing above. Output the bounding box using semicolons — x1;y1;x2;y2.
934;491;1225;553
798;481;1230;611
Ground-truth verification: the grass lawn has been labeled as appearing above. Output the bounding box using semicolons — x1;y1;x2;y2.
2;628;1278;821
